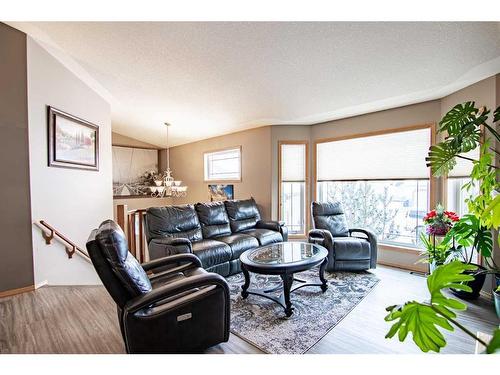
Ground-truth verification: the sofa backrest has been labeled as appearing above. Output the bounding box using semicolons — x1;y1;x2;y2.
224;198;261;233
86;220;152;308
311;201;349;237
145;205;203;243
195;201;232;238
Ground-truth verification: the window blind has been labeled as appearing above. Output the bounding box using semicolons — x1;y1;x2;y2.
449;148;479;177
281;144;306;181
316;128;431;181
204;147;241;181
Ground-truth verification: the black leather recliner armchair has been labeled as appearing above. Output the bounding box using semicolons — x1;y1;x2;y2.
86;220;230;353
308;201;377;271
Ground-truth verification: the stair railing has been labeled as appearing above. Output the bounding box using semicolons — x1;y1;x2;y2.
37;220;91;262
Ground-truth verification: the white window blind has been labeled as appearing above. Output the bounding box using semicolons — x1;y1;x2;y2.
281;144;306;181
449;148;479;177
204;147;241;181
316;128;431;181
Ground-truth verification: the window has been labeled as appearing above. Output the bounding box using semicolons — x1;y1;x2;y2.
204;147;241;181
446;147;480;262
279;142;307;236
315;127;432;247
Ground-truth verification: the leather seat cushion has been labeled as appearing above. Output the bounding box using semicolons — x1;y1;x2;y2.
94;220;152;296
224;198;261;232
332;237;371;261
146;205;202;242
242;228;283;246
192;239;232;268
215;233;259;259
195;202;232;238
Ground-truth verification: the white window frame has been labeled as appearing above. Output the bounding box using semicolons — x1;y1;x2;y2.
204;146;242;182
279;141;309;237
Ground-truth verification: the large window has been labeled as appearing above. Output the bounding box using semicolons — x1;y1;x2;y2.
316;127;432;247
204;147;241;181
280;142;307;236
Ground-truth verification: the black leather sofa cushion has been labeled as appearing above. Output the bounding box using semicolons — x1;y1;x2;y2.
332;237;371;260
224;198;261;233
311;201;349;237
146;205;203;242
195;202;232;238
192;239;232;269
93;220;152;297
242;228;283;246
215;233;259;259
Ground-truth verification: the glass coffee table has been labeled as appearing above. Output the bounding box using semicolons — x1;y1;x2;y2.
239;242;328;317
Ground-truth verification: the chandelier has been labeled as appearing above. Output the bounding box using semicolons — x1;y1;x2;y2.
150;123;188;198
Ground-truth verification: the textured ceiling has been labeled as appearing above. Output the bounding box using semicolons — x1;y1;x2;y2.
13;22;500;147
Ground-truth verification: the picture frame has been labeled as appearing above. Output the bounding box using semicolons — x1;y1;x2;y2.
47;106;99;171
208;184;234;202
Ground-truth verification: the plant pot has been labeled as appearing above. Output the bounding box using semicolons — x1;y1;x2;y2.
494;289;500;320
495;273;500;289
429;261;443;274
449;263;486;300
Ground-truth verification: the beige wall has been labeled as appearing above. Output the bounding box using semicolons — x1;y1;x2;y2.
0;23;34;293
166;126;273;219
112;132;158;149
111;132;172;218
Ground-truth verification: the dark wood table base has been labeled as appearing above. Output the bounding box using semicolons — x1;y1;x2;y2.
241;258;328;317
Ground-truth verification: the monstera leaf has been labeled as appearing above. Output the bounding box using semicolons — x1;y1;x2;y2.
447;214;493;258
439;102;478;135
486;328;500;354
385;261;475;353
426;143;459;177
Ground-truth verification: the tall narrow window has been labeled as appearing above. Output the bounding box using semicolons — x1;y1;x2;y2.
316;127;432;247
204;147;241;181
280;142;307;236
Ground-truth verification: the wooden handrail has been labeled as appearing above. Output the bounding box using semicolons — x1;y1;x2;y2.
38;220;90;261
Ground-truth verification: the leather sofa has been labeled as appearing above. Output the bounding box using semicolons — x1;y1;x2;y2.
145;198;288;276
308;201;377;271
86;220;230;353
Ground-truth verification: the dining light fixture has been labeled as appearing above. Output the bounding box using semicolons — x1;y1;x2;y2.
150;122;188;198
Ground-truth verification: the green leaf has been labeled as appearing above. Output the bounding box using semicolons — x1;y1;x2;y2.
439;102;478;135
447;215;493;258
482;194;500;228
426;143;459;177
486;328;500;354
385;302;453;352
427;261;476;318
493;106;500;123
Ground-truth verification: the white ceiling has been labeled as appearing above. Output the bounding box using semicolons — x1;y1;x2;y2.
12;22;500;147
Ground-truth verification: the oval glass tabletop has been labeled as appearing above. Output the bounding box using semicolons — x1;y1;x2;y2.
244;242;325;266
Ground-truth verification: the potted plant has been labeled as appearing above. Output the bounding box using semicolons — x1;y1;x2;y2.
418;204;461;272
494;285;500;319
385;102;500;353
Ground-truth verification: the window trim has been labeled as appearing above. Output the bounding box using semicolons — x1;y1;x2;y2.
203;145;242;182
278;140;309;238
313;123;437;251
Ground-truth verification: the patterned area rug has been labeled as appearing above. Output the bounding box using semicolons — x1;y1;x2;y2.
226;269;380;354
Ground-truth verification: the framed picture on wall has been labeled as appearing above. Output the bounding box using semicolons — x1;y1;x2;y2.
208;184;234;202
47;106;99;171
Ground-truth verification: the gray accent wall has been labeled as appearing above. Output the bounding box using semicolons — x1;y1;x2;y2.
0;23;34;292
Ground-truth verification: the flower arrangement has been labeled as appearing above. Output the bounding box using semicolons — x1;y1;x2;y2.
423;204;459;236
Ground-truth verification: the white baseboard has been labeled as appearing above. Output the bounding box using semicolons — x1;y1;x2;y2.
35;280;48;289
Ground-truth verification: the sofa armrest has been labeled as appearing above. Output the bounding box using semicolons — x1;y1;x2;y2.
349;228;378;268
148;237;192;260
308;229;333;251
257;220;288;241
141;253;201;273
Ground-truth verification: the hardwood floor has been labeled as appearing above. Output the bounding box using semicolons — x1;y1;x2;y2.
0;266;498;354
